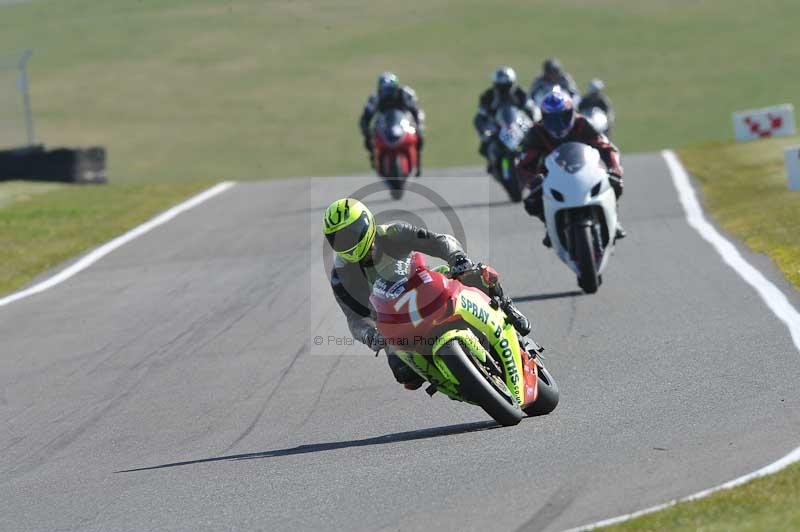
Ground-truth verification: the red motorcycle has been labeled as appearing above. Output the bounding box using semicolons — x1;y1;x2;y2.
369;253;559;426
372;109;419;199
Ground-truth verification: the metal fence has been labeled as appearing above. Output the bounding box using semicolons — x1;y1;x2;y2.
0;49;35;149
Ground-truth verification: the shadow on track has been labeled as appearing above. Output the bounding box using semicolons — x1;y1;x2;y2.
512;290;583;302
117;420;500;474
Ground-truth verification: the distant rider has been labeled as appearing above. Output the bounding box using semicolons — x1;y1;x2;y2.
578;78;615;134
473;66;537;172
324;198;531;389
359;72;426;176
529;58;579;103
516;88;626;246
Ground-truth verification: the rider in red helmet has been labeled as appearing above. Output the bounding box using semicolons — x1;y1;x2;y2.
517;87;626;246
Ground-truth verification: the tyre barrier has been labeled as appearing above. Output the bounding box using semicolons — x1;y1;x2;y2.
0;145;107;183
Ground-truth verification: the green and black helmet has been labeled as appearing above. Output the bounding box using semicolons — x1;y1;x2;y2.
377;72;400;100
323;198;376;263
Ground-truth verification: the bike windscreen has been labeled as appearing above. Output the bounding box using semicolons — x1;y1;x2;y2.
495;104;520;127
551;142;591;174
376;109;408;144
325;211;371;253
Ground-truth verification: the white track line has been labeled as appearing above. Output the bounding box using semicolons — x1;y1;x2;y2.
0;181;236;308
564;150;800;531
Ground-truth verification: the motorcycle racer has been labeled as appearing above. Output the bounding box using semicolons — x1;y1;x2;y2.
516;88;626;246
529;58;580;103
473;67;537;172
578;78;615;134
324;198;531;389
359;72;426;176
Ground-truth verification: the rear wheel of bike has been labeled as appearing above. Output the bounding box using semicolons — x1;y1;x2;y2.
386;155;408;199
439;339;524;426
574;223;599;294
523;361;559;416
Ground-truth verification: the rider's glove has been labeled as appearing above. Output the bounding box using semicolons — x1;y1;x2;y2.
479;264;500;289
449;255;476;277
361;327;385;352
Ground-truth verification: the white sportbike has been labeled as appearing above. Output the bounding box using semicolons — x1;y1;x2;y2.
541;142;619;294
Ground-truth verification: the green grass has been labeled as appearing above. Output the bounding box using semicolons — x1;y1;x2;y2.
0;0;799;182
605;462;800;531
679;136;800;290
0;180;64;208
0;180;211;295
1;0;800;294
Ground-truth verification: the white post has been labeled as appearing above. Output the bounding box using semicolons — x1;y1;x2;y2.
785;146;800;190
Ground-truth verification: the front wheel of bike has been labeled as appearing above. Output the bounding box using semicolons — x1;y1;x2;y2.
523;362;559;416
439;339;524;426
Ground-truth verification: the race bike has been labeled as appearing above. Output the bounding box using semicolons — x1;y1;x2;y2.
541;142;618;294
485;104;533;202
371;108;419;199
369;252;559;426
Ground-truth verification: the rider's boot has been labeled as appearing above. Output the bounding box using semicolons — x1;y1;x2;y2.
387;352;424;390
615;222;627;240
499;296;531;336
542;233;552;248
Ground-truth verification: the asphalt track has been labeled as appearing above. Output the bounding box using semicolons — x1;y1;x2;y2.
2;153;800;532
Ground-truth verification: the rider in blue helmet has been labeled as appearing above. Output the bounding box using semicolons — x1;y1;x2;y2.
540;88;577;139
517;87;626;246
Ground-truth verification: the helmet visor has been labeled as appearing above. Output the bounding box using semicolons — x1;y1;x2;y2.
495;82;512;96
326;211;371;253
543;108;574;138
379;85;397;100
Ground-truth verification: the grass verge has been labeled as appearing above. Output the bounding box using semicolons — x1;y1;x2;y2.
604;461;800;531
0;180;212;296
678;136;800;290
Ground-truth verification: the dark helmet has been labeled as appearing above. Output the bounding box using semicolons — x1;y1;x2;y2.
377;72;400;100
586;78;605;95
543;58;563;76
492;66;517;96
541;87;575;139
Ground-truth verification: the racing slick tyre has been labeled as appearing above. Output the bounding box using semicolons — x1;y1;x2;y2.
439;339;524;426
502;159;522;203
522;362;559;416
574;223;599;294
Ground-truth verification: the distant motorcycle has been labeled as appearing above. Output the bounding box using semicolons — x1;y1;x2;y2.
541;142;618;294
581;106;611;137
369;252;559;426
372;109;419;199
485;104;533;202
